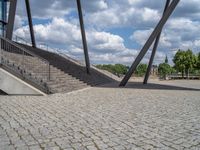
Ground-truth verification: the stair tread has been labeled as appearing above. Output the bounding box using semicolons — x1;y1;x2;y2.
10;43;114;94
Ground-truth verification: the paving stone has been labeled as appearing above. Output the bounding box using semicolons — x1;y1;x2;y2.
44;146;60;150
13;139;27;147
16;145;29;150
86;145;98;150
0;80;200;150
0;145;15;150
29;145;42;150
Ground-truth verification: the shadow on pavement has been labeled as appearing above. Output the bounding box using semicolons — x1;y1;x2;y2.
98;81;200;91
0;90;8;95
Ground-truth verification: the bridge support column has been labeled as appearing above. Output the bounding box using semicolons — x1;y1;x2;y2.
119;0;180;87
143;0;171;84
25;0;36;48
6;0;17;40
76;0;90;74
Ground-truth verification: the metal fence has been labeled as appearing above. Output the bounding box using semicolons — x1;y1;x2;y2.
0;37;50;92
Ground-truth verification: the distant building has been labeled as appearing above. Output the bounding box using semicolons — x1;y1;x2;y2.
151;65;158;76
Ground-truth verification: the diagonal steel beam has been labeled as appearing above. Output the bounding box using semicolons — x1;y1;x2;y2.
6;0;17;40
25;0;36;48
119;0;180;87
143;0;171;84
76;0;91;74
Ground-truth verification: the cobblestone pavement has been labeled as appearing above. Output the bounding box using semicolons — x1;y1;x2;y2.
0;80;200;150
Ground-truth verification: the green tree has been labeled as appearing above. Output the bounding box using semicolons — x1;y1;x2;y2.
173;50;186;78
170;67;176;74
158;63;171;79
113;64;128;75
135;64;147;77
184;49;196;78
197;52;200;70
173;49;196;78
96;64;128;76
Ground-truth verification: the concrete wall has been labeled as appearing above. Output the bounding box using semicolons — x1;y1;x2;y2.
0;68;46;95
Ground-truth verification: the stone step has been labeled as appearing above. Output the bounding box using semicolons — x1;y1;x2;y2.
47;79;86;86
10;43;115;93
48;82;87;90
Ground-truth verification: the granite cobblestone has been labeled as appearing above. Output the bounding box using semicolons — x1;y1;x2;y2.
0;80;200;150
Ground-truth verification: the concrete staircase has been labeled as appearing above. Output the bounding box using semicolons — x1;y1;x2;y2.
1;50;89;93
1;37;116;94
17;44;115;93
46;67;89;93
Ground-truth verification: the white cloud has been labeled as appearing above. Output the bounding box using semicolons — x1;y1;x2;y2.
14;17;138;64
128;0;141;5
14;15;24;30
88;31;126;52
194;40;200;47
15;18;81;44
142;8;160;22
130;29;153;46
13;0;200;65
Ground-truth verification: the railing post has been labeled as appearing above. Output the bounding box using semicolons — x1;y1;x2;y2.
48;64;50;81
22;50;25;77
0;38;51;93
0;39;2;65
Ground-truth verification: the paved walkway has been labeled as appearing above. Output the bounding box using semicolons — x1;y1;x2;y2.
0;80;200;150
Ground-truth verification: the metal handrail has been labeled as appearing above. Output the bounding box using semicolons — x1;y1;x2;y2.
56;50;85;66
13;35;120;82
13;35;85;64
38;42;49;51
0;37;51;93
13;35;120;80
14;35;31;46
5;37;49;63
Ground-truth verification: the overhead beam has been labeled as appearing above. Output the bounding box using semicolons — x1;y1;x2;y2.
143;0;171;84
25;0;36;48
119;0;180;87
6;0;17;40
76;0;91;74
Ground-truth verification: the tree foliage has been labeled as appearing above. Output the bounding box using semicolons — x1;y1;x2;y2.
173;49;196;77
96;64;128;76
135;64;147;77
173;50;185;77
158;63;171;78
197;52;200;70
96;50;200;79
184;50;197;76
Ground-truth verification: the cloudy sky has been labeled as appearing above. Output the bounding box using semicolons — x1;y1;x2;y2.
13;0;200;65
